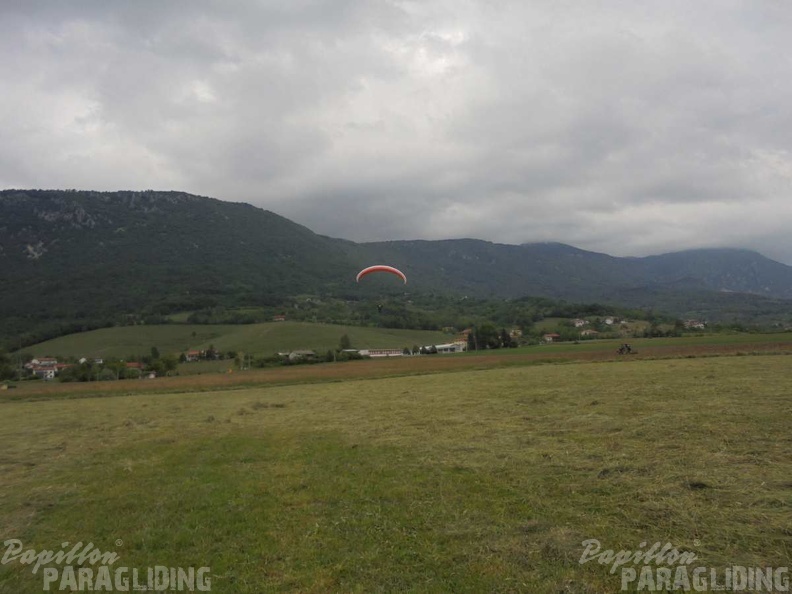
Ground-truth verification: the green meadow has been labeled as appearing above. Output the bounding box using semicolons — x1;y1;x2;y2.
22;318;791;363
22;322;453;359
1;352;790;593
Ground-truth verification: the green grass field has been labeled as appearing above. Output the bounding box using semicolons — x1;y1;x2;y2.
1;345;790;592
22;318;791;364
21;322;453;359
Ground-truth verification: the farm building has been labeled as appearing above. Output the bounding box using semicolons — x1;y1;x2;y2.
360;348;403;357
26;358;63;381
434;342;467;354
184;350;201;362
288;350;317;362
31;366;56;381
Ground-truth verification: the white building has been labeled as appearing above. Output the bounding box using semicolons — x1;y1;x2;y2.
360;348;404;357
434;342;467;353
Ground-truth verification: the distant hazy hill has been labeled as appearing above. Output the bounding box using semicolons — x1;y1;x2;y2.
637;248;792;297
2;189;791;345
362;239;792;302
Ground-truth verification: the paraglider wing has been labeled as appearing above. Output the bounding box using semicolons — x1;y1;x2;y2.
356;265;407;284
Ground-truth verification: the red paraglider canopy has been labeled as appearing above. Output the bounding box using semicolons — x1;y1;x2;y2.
356;265;407;284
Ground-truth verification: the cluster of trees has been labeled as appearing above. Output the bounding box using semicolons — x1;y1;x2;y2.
465;325;517;350
140;347;179;376
59;360;140;382
641;321;686;338
186;310;262;325
0;350;17;381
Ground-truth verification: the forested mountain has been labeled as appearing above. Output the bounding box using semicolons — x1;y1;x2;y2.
2;189;791;346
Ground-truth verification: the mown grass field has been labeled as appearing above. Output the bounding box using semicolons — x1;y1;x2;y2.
21;322;453;359
1;341;790;593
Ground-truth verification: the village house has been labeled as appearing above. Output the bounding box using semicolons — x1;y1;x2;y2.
543;333;561;343
31;366;56;381
78;357;104;365
288;350;317;362
572;318;589;328
184;350;201;362
580;329;599;338
28;357;57;368
26;357;61;381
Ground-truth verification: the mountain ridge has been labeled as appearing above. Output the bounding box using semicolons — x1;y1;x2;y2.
2;189;791;345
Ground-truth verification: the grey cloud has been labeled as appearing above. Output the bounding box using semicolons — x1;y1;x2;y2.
2;0;792;265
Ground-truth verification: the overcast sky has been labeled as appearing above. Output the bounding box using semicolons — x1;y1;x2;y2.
3;1;792;264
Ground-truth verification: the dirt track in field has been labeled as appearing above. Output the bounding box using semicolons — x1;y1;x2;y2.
4;340;791;401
